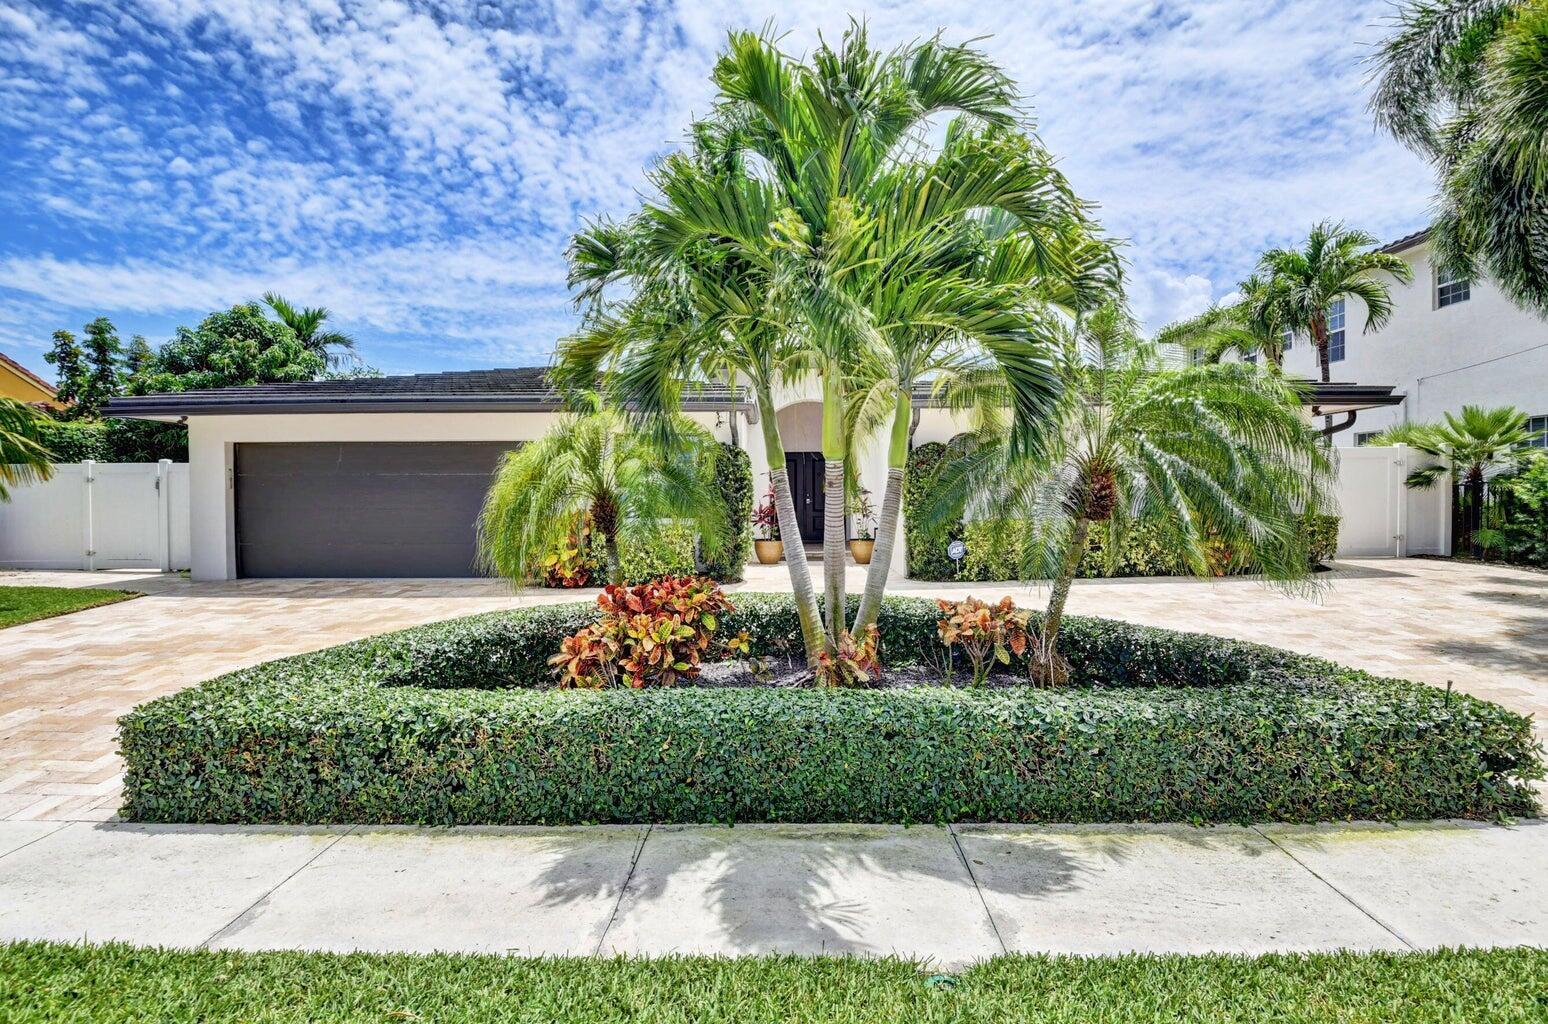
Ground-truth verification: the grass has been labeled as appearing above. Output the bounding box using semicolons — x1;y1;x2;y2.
0;586;140;628
1;942;1545;1023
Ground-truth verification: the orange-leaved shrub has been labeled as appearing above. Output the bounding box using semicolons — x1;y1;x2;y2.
548;576;748;688
815;625;882;687
936;596;1033;686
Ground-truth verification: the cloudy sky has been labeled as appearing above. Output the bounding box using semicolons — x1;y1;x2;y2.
0;0;1436;378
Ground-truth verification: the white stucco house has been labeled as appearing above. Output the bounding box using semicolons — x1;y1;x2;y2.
104;368;1411;581
1227;228;1548;446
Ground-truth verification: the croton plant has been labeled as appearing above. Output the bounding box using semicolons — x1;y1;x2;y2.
936;596;1033;686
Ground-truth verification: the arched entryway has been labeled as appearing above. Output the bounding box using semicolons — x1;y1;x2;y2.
775;402;825;544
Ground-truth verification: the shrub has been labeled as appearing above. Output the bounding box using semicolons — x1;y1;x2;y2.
32;418;188;464
1298;513;1341;566
33;419;111;462
617;523;697;583
550;577;741;688
814;625;881;687
541;516;600;587
702;443;753;582
1481;454;1548;568
904;442;964;579
120;594;1542;827
936;596;1032;685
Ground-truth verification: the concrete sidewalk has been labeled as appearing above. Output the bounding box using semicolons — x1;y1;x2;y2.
2;819;1544;965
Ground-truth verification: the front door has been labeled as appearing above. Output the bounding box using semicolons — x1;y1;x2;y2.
786;452;825;544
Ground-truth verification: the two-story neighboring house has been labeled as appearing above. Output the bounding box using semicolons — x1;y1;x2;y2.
1263;228;1548;447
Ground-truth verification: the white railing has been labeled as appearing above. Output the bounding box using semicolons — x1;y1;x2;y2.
0;461;190;571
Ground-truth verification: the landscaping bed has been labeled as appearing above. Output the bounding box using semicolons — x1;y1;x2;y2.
5;941;1546;1024
118;594;1542;826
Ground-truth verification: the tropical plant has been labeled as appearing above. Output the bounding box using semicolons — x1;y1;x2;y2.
1373;404;1543;487
752;486;781;541
1153;275;1286;367
813;625;882;688
477;411;726;586
261;292;358;368
929;302;1334;680
43;329;87;416
548;576;744;688
556;25;1079;665
1249;223;1413;433
127;304;324;394
0;398;54;501
1371;0;1548;314
935;596;1032;686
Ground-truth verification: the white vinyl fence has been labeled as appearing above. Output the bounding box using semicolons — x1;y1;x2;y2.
1332;443;1450;558
0;461;190;571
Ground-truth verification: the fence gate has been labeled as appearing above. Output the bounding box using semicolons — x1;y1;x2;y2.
0;460;190;571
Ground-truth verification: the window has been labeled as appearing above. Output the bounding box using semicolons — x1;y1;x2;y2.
1327;298;1346;362
1355;431;1380;446
1437;265;1471;308
1529;415;1548;449
1243;350;1257;364
1280;327;1292;353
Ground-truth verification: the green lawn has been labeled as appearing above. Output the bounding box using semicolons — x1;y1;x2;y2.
0;586;140;628
1;942;1544;1023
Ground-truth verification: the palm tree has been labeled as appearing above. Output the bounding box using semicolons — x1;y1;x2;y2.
1377;405;1544;557
1154;275;1286;366
0;398;54;502
477;410;726;586
930;303;1333;679
261;292;358;369
1371;0;1548;314
1250;223;1413;433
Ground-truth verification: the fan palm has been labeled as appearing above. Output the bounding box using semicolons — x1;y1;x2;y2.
261;292;358;369
1371;0;1548;314
1250;223;1412;433
1373;404;1543;487
930;303;1334;679
0;398;54;502
476;410;726;586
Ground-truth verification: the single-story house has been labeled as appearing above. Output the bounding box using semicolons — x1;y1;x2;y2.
106;370;1404;581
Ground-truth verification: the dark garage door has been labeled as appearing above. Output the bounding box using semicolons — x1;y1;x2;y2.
235;442;515;577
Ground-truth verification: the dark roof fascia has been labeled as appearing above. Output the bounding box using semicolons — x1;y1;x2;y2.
1379;228;1430;255
1303;382;1406;410
105;394;750;419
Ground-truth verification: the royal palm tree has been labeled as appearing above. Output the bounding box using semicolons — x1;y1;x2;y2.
0;398;53;502
477;410;726;586
261;292;358;368
930;303;1333;679
1250;223;1412;433
1371;0;1548;314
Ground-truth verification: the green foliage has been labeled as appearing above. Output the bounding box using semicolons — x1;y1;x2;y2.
0;399;53;502
31;418;110;463
551;577;743;688
119;595;1541;826
617;523;698;584
1298;513;1341;566
1480;454;1548;567
904;442;965;580
128;303;324;394
42;329;87;416
1376;405;1542;487
31;418;187;463
7;941;1547;1024
700;442;753;582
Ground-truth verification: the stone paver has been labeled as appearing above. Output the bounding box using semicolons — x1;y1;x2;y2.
602;825;1000;965
0;820;1542;961
3;557;1545;822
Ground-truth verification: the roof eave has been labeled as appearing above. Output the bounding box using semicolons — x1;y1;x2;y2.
105;394;751;419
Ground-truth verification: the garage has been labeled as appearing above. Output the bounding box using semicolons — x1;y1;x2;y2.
234;441;514;577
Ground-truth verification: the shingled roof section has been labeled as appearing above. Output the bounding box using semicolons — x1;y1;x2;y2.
105;367;747;418
1379;227;1430;254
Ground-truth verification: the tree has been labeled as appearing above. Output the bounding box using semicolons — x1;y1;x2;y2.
129;303;324;394
1371;0;1548;314
0;398;53;501
262;292;358;368
124;334;154;380
1154;275;1286;367
929;303;1333;679
477;411;726;585
78;317;124;419
1250;223;1412;433
1375;405;1542;487
42;330;87;419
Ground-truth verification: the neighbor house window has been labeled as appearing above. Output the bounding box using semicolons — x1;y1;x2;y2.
1436;265;1471;308
1280;327;1292;353
1243;350;1257;364
1529;414;1548;449
1355;431;1380;446
1327;299;1346;362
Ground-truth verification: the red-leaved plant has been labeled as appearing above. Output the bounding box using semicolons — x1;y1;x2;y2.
815;625;882;687
549;576;749;688
936;596;1032;686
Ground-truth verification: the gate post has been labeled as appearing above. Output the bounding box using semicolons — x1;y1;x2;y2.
81;460;96;571
157;459;173;572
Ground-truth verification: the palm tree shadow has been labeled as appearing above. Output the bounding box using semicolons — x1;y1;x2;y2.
1421;610;1548;676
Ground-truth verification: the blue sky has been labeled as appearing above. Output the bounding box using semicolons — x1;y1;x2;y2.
0;0;1436;380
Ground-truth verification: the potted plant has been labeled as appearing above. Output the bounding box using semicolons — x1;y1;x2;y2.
848;487;875;564
753;486;783;564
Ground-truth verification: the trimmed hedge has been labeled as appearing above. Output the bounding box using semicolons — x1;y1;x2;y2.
119;595;1542;827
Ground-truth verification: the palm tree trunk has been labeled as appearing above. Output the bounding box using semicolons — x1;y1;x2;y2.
1311;314;1333;435
820;374;847;643
595;530;623;586
852;388;910;633
756;389;825;666
1036;517;1090;681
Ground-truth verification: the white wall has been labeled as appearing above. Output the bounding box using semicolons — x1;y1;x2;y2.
0;461;190;571
1273;239;1548;444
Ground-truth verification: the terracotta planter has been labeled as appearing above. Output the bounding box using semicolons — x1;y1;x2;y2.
754;539;785;564
848;539;874;564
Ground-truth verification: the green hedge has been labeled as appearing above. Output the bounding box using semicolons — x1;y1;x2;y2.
119;595;1542;826
33;417;188;463
701;442;753;582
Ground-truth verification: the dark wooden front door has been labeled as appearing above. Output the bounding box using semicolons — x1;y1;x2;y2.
786;451;825;544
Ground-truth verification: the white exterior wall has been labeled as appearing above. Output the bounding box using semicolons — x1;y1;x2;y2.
1271;239;1548;444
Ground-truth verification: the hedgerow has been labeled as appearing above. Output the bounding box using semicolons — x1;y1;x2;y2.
118;594;1542;827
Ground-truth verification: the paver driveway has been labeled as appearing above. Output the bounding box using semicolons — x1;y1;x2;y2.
3;557;1545;822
